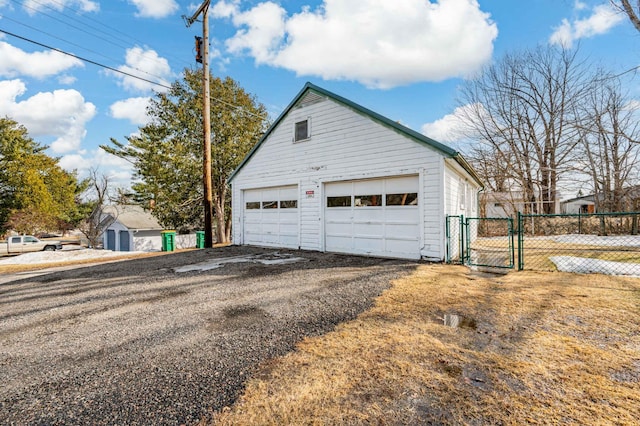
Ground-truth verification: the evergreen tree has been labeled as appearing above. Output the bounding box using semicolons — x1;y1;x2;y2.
102;70;268;242
0;117;84;235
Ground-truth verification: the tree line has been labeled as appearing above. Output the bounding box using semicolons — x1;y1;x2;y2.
2;41;639;241
457;45;639;214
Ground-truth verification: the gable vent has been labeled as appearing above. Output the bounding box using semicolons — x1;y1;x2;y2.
295;91;325;109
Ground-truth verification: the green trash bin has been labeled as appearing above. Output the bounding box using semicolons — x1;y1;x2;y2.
195;231;205;249
161;230;176;252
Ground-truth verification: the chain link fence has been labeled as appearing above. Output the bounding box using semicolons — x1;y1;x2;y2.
446;212;640;276
445;215;463;264
517;212;640;276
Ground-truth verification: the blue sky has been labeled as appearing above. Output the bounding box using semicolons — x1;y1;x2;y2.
0;0;638;191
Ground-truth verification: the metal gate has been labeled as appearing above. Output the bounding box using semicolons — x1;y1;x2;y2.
446;216;515;269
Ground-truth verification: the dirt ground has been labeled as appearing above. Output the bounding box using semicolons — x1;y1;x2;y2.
0;246;417;425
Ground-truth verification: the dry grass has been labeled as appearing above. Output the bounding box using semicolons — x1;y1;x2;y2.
212;265;640;425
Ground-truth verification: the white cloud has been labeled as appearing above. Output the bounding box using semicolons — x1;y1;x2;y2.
574;0;587;11
211;0;239;18
0;42;83;78
59;147;134;188
0;79;96;154
214;0;498;89
226;2;286;63
128;0;178;18
23;0;99;14
421;104;477;143
550;3;624;48
110;97;151;125
58;75;77;85
111;47;172;93
624;99;640;110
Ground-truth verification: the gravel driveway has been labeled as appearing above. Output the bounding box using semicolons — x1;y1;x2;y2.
0;246;417;425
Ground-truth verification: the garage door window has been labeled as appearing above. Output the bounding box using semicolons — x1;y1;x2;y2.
280;200;297;208
246;201;260;209
355;194;382;207
262;201;278;209
386;193;418;206
327;196;351;207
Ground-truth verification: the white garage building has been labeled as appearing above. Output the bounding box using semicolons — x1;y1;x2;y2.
229;83;483;261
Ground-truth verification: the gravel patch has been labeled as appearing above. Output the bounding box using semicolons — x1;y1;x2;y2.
0;245;418;425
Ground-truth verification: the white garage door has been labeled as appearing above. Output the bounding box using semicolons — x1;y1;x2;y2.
243;185;299;248
324;176;420;259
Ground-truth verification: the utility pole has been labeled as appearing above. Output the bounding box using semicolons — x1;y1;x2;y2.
183;0;214;248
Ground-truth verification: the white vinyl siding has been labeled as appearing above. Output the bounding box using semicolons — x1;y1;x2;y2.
444;160;480;217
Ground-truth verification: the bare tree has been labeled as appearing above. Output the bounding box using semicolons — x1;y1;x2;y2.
574;77;640;212
458;46;592;213
611;0;640;32
77;169;113;248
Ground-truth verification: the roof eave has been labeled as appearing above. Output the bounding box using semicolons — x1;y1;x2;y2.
229;82;483;188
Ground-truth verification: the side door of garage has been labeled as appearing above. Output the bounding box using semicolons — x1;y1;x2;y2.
243;185;299;248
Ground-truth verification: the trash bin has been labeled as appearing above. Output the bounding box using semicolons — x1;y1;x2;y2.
195;231;205;249
161;230;176;252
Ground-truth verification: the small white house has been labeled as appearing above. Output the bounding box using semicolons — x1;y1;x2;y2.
561;195;596;214
102;205;164;251
229;83;483;261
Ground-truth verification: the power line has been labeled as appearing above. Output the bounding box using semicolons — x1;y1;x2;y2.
8;0;191;69
0;27;173;89
0;28;268;120
0;13;176;85
1;14;126;72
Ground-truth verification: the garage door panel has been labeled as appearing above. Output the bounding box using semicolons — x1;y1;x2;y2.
324;176;420;259
353;179;383;194
385;223;420;239
326;236;352;251
385;207;417;219
279;226;298;236
279;210;298;220
353;209;384;220
262;222;279;232
326;181;352;196
354;237;384;253
244;190;262;202
243;185;299;249
279;187;298;200
385;239;419;256
353;223;384;237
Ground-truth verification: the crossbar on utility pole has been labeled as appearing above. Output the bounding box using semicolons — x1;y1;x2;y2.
183;0;213;248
